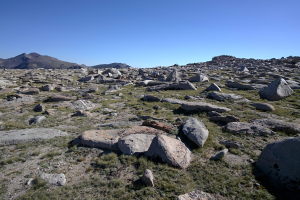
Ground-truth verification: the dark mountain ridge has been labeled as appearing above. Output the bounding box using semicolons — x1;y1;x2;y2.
0;53;83;69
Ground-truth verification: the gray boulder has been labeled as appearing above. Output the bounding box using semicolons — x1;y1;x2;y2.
166;70;181;82
256;137;300;191
182;117;209;147
189;73;209;82
259;78;294;101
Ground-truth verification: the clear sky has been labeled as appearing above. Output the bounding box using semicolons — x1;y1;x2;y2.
0;0;299;67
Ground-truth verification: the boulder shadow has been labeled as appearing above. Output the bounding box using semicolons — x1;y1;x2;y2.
252;163;300;200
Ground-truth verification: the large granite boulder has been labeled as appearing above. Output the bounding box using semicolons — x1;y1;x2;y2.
259;78;294;101
146;135;192;169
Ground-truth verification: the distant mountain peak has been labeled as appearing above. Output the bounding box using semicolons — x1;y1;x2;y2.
0;52;83;69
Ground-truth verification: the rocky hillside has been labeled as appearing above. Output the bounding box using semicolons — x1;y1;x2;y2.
0;53;83;69
0;55;299;200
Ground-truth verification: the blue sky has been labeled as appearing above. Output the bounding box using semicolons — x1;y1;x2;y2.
0;0;299;67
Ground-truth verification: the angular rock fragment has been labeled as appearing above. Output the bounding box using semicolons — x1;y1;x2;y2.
118;134;155;155
204;83;221;92
146;135;192;169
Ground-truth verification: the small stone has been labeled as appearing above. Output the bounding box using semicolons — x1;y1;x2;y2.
210;149;228;161
33;104;45;112
141;169;155;187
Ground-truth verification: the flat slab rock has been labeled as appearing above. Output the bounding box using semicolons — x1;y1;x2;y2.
0;128;68;145
181;101;231;113
79;129;121;150
79;126;166;151
225;122;275;136
252;118;300;135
